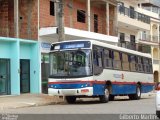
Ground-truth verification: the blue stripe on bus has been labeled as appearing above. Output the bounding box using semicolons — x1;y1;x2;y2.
92;84;154;95
48;82;154;95
111;84;137;95
141;84;154;93
93;84;105;95
48;83;91;89
111;84;154;95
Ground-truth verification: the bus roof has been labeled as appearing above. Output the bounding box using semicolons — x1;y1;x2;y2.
51;39;151;58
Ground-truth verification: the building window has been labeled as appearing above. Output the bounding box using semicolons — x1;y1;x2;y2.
120;33;125;42
94;14;98;33
50;1;55;16
130;35;136;50
77;10;86;23
119;33;125;47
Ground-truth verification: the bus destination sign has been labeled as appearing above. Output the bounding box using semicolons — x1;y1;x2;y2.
51;41;91;50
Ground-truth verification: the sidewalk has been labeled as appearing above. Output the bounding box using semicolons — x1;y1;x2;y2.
0;94;64;110
0;92;156;110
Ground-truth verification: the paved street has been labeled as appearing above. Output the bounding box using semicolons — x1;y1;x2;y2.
0;93;156;114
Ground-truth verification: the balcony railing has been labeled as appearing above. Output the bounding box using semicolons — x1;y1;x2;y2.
118;5;150;24
140;33;150;41
152;35;159;43
138;33;159;44
153;59;159;64
138;44;151;53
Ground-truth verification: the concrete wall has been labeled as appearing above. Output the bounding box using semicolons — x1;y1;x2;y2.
0;0;116;39
0;0;10;37
39;0;56;28
10;42;20;95
0;0;38;40
118;27;138;42
19;0;38;40
20;42;41;93
39;0;115;35
0;40;20;94
0;37;40;95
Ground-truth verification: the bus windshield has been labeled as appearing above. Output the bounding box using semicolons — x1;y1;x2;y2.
49;49;92;78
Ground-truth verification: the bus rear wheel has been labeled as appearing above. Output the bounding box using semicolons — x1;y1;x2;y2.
109;95;115;101
129;85;141;100
99;88;109;103
65;96;76;104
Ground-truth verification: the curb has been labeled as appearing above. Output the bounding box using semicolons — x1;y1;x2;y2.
11;101;65;109
0;100;65;110
0;94;65;110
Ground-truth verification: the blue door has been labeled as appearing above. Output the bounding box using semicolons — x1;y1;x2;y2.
20;59;30;93
0;59;10;95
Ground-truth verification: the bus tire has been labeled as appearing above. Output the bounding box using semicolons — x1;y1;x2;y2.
109;95;115;101
156;111;160;119
99;88;109;103
65;96;76;104
129;85;141;100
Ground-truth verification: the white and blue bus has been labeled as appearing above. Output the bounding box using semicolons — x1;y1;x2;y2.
48;40;154;103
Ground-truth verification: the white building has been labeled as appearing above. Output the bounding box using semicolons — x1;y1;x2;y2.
117;0;160;82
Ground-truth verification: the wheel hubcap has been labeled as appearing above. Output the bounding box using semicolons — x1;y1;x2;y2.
137;87;141;97
105;89;109;98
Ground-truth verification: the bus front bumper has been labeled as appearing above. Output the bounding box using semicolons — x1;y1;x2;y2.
48;87;93;96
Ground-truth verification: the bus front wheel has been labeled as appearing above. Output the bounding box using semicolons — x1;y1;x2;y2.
129;85;141;100
65;96;76;104
99;88;109;103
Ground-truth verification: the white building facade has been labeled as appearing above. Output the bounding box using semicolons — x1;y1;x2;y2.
117;0;160;82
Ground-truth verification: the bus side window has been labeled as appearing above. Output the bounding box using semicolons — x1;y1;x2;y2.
149;59;153;73
137;56;144;72
104;49;113;68
122;53;129;71
93;48;103;67
143;58;149;73
93;49;98;65
93;47;103;75
129;55;136;71
113;51;121;70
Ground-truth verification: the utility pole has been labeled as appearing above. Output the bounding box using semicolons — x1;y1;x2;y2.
14;0;19;38
56;0;65;41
